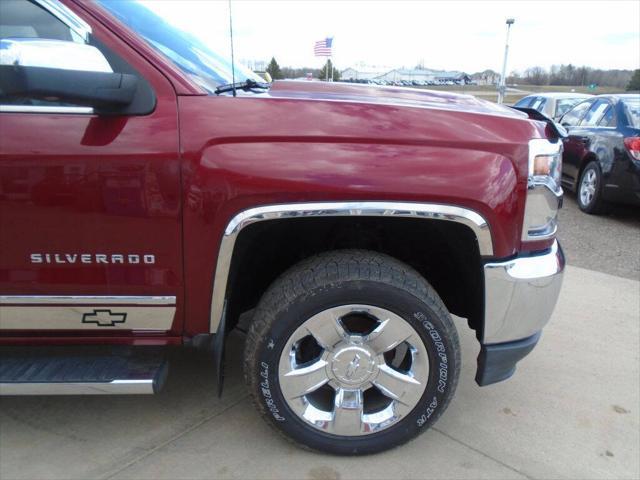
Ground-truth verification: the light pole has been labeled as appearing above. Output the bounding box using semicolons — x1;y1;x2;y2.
497;18;515;104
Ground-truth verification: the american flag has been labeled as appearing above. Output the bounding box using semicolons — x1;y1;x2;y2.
314;37;333;57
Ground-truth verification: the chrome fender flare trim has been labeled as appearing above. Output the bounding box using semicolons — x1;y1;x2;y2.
209;201;493;333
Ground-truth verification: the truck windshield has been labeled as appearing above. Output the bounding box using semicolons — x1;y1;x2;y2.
96;0;263;93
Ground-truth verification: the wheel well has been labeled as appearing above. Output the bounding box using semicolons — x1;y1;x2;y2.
577;153;598;186
224;217;484;338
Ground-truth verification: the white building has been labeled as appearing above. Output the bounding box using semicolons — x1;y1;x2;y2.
341;67;387;81
472;70;500;85
341;67;472;84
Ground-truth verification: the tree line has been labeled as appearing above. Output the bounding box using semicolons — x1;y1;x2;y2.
508;64;637;89
265;57;638;90
265;57;340;81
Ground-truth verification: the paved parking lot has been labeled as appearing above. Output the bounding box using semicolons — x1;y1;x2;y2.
558;194;640;281
1;199;638;480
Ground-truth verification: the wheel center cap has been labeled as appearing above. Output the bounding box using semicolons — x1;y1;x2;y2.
330;346;375;385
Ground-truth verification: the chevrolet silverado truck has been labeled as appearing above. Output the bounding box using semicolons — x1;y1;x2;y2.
0;0;565;455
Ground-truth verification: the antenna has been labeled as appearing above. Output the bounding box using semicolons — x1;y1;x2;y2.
228;0;237;97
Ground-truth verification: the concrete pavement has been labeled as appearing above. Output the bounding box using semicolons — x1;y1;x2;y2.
1;264;638;480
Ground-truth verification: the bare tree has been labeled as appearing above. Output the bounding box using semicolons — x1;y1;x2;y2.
525;66;548;85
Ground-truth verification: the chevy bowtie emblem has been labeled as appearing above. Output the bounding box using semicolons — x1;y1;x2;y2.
345;353;361;379
82;309;127;327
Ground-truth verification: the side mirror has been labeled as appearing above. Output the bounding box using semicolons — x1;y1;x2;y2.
0;38;137;113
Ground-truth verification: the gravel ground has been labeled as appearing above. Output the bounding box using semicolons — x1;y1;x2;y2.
557;194;640;280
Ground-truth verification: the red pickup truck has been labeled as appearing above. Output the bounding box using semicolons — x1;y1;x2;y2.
0;0;565;454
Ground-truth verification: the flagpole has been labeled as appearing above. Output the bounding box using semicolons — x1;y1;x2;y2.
330;37;334;82
330;56;333;82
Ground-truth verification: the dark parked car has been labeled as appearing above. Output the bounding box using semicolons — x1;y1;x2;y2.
559;94;640;213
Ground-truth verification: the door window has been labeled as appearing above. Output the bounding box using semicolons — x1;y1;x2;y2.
514;96;534;108
561;100;592;127
0;0;80;42
556;98;583;119
0;0;154;113
598;106;616;127
1;0;103;108
530;97;547;112
582;99;612;127
623;97;640;128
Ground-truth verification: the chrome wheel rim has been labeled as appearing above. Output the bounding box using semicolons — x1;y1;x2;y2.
580;169;597;206
278;304;429;436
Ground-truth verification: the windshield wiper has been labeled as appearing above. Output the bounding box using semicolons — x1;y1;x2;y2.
215;78;271;95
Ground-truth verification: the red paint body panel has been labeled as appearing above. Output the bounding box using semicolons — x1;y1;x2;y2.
0;1;553;344
179;92;545;334
0;4;184;342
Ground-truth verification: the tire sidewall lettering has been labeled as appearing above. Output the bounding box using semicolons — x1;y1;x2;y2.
412;310;451;428
258;356;287;422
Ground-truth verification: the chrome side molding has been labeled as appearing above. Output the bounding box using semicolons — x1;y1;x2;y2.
0;105;94;114
0;295;176;330
0;295;175;305
0;380;155;395
209;201;494;333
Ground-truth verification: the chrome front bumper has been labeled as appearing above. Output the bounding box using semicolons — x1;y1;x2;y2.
483;241;565;345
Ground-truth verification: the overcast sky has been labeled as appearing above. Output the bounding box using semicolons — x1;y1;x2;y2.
146;0;639;73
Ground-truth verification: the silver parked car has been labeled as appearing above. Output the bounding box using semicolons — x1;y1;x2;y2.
514;92;593;121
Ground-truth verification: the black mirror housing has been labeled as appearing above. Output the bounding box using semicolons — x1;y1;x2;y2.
0;65;138;113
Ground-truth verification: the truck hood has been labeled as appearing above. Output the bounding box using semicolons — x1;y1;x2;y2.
267;80;527;120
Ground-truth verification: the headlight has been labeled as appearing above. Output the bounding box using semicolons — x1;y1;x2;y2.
531;152;562;191
533;154;562;185
522;139;563;242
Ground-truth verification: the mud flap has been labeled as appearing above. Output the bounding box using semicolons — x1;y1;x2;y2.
213;300;228;397
475;331;541;386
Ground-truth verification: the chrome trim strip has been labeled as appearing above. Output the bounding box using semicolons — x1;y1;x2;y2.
483;240;564;344
0;380;154;395
0;106;94;114
0;295;176;305
33;0;92;42
0;296;176;330
209;201;493;333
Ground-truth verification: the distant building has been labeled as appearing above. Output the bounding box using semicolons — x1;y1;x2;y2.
242;59;267;72
341;67;387;81
341;67;472;84
471;70;500;85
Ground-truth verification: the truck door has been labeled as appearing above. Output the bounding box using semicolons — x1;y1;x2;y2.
0;0;183;338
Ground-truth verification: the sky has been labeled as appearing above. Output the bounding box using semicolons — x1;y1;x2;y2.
145;0;639;74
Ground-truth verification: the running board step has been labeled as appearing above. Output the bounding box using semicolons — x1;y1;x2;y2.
0;347;168;395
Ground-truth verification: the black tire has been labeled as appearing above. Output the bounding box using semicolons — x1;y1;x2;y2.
244;249;460;455
577;161;608;214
